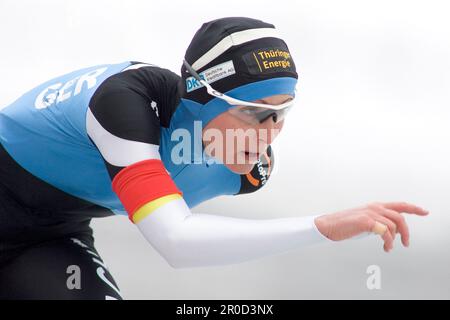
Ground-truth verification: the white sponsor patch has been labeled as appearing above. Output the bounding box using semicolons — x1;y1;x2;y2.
185;60;235;93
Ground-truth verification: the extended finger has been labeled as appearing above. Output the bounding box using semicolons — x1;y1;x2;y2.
381;202;429;216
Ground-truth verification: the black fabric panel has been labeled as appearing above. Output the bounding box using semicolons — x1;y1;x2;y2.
89;86;161;145
118;64;182;128
183;17;275;67
0;231;123;300
89;65;181;140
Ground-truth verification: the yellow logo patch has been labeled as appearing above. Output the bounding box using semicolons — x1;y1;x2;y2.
243;47;295;75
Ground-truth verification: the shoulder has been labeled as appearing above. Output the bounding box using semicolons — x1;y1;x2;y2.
90;62;181;126
236;145;275;195
116;62;181;91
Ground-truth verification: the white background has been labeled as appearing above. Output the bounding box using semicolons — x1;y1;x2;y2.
1;0;449;299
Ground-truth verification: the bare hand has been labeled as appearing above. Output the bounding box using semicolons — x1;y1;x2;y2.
314;202;429;252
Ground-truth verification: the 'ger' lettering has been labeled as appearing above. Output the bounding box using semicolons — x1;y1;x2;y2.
35;67;107;109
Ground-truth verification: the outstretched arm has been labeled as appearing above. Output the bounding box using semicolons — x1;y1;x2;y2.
135;198;428;269
135;195;330;268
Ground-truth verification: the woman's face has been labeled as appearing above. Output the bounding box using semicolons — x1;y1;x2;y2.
202;94;293;174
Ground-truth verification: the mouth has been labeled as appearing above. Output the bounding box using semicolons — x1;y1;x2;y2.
244;150;259;157
241;150;260;162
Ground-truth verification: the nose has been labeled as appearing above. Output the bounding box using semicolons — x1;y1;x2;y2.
257;115;282;146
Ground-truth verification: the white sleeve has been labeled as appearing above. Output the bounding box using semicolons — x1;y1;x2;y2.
136;197;333;269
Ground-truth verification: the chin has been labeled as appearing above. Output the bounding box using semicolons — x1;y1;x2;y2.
225;163;255;174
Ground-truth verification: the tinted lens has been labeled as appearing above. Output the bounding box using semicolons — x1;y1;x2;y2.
255;108;289;123
228;106;291;124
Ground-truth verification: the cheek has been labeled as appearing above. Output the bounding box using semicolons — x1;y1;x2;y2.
217;115;255;146
277;120;285;129
274;121;284;135
221;113;253;131
270;120;284;135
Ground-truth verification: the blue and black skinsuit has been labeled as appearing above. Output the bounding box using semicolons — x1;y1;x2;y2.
0;14;300;299
0;61;274;299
